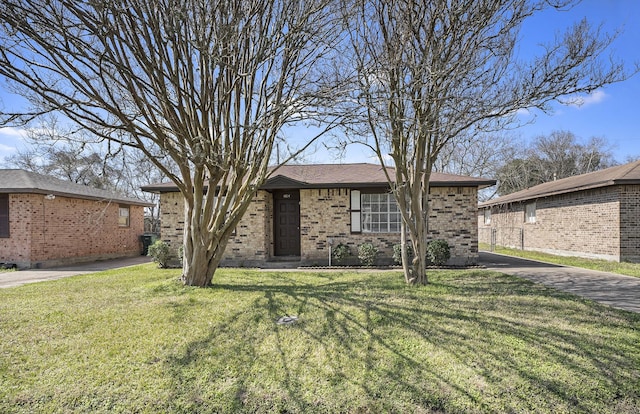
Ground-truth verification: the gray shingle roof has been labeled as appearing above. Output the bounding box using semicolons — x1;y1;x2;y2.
141;163;496;192
0;169;152;206
480;160;640;207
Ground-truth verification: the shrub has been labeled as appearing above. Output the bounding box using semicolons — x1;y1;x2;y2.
147;240;171;268
332;243;351;264
358;242;378;266
427;239;451;266
392;243;414;265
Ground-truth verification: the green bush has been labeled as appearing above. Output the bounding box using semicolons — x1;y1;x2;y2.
332;243;351;264
358;242;378;266
392;243;414;265
427;239;451;266
147;240;171;268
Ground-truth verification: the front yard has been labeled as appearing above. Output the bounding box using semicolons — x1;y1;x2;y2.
1;265;638;413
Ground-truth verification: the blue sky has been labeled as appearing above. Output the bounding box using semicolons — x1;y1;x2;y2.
1;0;639;167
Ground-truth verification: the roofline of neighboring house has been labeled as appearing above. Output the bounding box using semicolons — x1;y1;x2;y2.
1;187;154;207
142;179;496;193
479;178;640;208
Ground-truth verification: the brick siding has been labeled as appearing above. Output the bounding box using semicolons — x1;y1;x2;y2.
478;185;640;262
0;193;145;268
160;186;480;266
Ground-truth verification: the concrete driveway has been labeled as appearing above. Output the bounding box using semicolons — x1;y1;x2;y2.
0;256;152;289
480;251;640;314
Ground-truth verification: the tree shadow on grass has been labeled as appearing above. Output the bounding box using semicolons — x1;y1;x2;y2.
161;270;640;413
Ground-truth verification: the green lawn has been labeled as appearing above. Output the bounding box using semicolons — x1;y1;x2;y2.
480;243;640;278
1;265;639;413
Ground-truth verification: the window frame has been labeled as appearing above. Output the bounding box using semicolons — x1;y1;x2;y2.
484;208;491;225
0;194;8;238
351;189;401;234
525;202;536;224
118;205;130;228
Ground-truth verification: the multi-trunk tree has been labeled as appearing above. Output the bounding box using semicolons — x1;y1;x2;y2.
0;0;342;286
344;0;629;284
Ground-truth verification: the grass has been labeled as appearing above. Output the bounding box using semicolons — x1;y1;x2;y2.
1;265;639;413
479;243;640;278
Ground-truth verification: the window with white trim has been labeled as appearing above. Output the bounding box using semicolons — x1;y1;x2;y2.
525;202;536;223
351;190;401;233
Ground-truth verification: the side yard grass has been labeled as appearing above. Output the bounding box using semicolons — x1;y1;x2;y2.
480;243;640;278
1;264;639;413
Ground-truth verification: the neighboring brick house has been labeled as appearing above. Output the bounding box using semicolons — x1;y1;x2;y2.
0;169;151;269
478;160;640;262
142;163;495;267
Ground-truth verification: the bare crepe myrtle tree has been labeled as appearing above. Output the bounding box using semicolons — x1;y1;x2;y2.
344;0;630;285
0;0;343;286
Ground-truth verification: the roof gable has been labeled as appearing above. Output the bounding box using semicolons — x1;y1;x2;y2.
0;169;151;206
481;160;640;207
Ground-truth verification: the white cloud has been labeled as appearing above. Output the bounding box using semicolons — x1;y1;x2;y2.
0;127;28;137
561;90;607;108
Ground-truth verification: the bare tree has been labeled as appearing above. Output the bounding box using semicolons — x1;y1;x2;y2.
0;0;342;286
344;0;629;284
496;130;616;195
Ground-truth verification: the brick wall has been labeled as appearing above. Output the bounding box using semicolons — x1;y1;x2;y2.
159;186;480;266
0;194;35;267
159;190;272;266
619;185;640;262
479;186;623;261
0;193;145;268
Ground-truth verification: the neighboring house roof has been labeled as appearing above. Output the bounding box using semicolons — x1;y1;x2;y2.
480;160;640;207
141;163;496;192
0;169;152;206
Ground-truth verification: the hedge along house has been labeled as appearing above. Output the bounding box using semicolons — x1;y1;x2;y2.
142;163;495;267
0;169;151;269
478;160;640;262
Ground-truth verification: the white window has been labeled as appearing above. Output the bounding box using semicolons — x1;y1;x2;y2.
484;208;491;225
351;191;401;233
525;202;536;223
118;205;130;227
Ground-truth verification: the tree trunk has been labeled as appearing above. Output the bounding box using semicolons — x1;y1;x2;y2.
400;221;413;284
179;190;237;287
411;230;428;285
181;222;230;287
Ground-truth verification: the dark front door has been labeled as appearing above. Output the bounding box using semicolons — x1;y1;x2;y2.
274;190;300;256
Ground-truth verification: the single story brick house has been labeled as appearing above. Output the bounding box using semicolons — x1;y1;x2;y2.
142;163;495;267
478;160;640;262
0;169;151;269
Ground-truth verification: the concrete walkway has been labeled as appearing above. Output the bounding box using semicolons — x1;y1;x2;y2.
479;251;640;314
0;256;152;289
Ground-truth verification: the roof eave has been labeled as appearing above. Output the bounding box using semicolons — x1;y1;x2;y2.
1;188;153;207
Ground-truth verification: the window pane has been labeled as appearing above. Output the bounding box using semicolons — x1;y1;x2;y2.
360;193;400;233
119;205;130;227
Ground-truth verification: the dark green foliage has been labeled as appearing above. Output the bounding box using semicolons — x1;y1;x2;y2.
357;242;378;266
147;240;170;268
331;243;351;264
427;239;450;266
392;243;414;265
